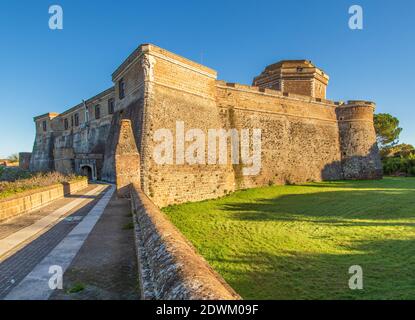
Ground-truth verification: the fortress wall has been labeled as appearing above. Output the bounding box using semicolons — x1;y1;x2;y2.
282;79;313;97
144;86;234;206
30;44;382;208
40;90;115;178
140;46;235;207
142;46;346;207
216;84;343;188
113;57;145;112
30;133;55;172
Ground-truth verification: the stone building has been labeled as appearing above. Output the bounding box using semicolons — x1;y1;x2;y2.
30;44;382;207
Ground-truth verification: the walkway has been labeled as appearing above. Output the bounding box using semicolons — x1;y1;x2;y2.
0;183;139;300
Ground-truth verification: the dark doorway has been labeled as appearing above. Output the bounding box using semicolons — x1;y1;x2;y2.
81;165;93;181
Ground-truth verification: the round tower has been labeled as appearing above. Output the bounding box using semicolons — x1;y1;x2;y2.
336;101;383;179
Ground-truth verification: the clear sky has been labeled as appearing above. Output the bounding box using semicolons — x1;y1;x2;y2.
0;0;414;158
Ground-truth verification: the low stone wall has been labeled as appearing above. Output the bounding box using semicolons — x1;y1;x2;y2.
130;183;241;300
0;178;88;222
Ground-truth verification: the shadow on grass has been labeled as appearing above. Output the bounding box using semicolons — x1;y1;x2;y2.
214;237;415;300
209;179;415;299
222;187;415;224
295;177;415;190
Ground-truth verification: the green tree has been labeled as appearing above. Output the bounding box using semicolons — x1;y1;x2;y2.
381;143;415;158
374;113;402;149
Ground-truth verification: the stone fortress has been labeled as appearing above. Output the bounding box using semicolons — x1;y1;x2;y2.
30;44;382;207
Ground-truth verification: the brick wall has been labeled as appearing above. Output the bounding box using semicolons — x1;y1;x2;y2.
0;178;88;222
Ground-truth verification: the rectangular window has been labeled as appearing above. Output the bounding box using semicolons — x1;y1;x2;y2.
108;98;115;114
119;79;125;99
95;105;101;119
42;121;47;132
71;115;74;127
74;113;79;126
64;118;69;130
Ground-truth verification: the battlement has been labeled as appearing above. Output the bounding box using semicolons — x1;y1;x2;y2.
343;100;376;108
336;100;376;124
216;80;337;106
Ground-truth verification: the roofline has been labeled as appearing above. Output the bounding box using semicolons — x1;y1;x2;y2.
56;86;114;117
111;43;217;81
33;86;114;121
33;112;59;121
263;59;328;75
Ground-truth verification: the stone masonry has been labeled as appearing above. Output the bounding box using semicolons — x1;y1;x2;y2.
30;44;382;207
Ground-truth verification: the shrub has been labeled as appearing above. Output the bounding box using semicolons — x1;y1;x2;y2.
0;172;83;199
382;157;415;177
0;167;31;182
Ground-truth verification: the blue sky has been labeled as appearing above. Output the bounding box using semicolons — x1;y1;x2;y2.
0;0;414;158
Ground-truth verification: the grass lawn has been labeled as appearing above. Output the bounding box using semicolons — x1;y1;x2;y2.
162;177;415;300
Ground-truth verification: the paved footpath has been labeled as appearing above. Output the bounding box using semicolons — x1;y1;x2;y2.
0;183;139;300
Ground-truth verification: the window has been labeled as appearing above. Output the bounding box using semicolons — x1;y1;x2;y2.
42;121;47;132
108;98;115;114
74;113;79;126
119;78;125;99
95;105;101;119
71;115;74;127
297;67;304;72
64;118;69;130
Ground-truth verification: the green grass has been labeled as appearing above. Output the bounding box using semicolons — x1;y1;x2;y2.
163;177;415;300
67;283;85;294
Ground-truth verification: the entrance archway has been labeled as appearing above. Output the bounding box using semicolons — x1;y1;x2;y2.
80;165;94;181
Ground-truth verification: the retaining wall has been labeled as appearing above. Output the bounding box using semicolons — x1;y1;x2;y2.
130;183;241;300
0;178;88;222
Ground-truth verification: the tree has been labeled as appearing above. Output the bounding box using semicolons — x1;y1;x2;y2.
374;113;402;149
380;143;415;158
7;153;19;163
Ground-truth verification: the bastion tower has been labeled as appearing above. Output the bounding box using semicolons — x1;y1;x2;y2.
253;60;329;99
336;101;383;179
